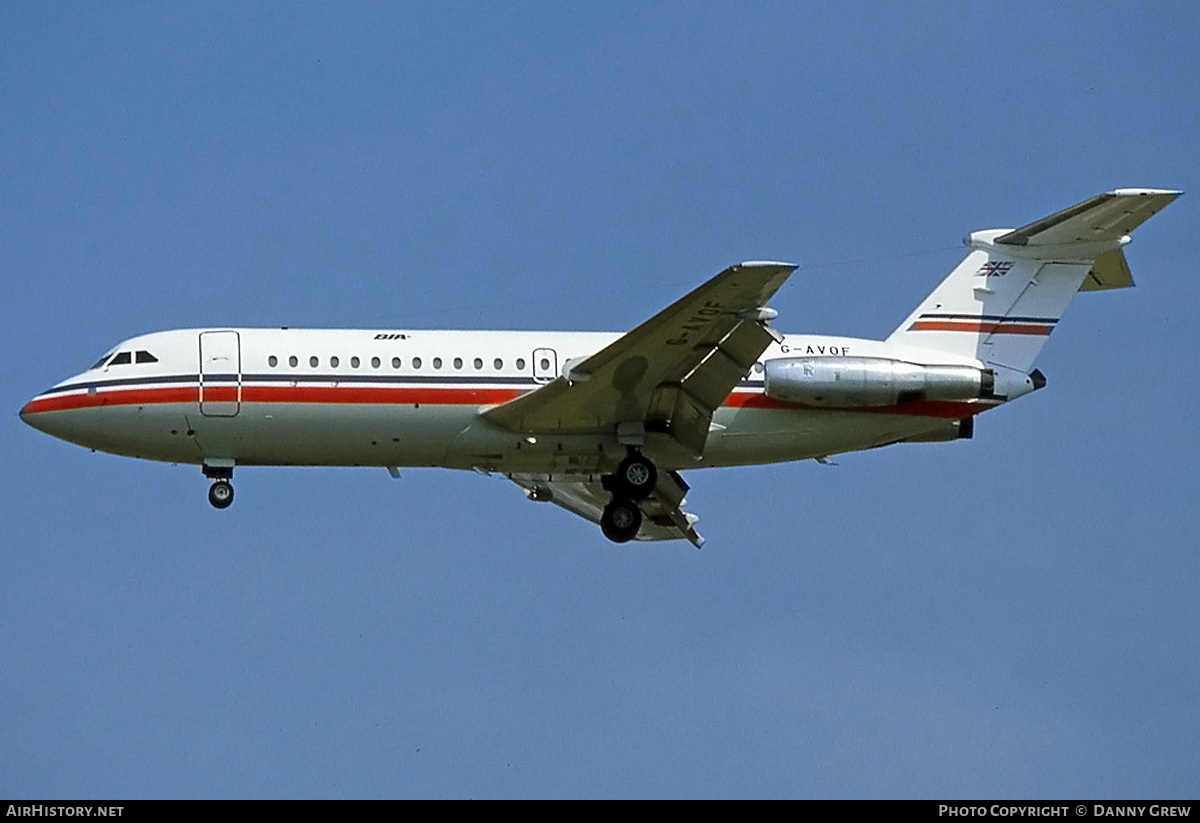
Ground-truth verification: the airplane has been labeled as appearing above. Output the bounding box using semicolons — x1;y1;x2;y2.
20;188;1179;547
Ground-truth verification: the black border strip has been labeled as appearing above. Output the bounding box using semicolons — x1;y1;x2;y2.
918;313;1059;324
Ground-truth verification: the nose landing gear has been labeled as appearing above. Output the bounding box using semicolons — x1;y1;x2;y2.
207;480;234;509
203;462;235;510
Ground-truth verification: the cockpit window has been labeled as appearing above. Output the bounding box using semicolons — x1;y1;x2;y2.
90;354;113;370
108;352;132;366
135;350;158;364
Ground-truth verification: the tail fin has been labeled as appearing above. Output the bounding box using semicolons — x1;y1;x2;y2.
888;189;1180;376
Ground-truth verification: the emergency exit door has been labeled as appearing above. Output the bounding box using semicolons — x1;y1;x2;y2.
532;347;558;383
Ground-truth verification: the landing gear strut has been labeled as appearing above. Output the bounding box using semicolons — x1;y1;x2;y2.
203;463;235;510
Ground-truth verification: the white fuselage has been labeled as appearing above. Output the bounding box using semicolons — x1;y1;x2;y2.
21;191;1175;544
21;327;989;476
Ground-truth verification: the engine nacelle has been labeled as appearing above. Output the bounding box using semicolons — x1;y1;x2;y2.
763;357;993;407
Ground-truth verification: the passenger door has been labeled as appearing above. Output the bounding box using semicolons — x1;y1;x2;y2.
199;331;241;417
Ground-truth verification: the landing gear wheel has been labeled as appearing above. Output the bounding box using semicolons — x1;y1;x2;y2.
601;498;642;544
208;480;234;509
615;452;657;500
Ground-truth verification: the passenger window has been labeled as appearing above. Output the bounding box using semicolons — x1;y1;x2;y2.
351;356;360;368
412;357;422;369
371;356;381;369
109;352;132;366
268;355;278;367
453;357;463;369
493;358;503;370
474;358;483;370
289;355;298;367
310;356;319;368
392;357;401;369
433;357;442;369
516;358;526;370
135;350;158;364
330;356;340;368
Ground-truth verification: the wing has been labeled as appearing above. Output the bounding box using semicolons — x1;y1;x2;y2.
483;261;796;457
508;470;705;547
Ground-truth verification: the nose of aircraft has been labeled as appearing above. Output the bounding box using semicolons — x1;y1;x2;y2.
20;385;97;446
20;395;49;434
20;386;75;438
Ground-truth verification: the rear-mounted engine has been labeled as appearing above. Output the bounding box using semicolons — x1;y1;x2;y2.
763;357;1026;407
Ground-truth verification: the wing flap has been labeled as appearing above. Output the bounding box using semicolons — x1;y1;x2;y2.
715;315;780;367
682;319;773;408
681;347;745;412
645;384;710;456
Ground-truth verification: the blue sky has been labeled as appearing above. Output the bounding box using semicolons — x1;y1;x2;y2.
3;1;1198;798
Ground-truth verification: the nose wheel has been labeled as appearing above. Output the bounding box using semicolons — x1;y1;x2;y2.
208;480;234;509
203;463;235;510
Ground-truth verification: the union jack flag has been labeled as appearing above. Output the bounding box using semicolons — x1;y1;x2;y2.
976;261;1014;277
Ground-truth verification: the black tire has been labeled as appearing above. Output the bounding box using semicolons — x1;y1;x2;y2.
208;480;234;509
615;453;657;500
601;498;642;543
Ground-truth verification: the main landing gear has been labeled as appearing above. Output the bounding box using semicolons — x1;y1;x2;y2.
599;450;658;544
601;498;641;543
203;464;235;510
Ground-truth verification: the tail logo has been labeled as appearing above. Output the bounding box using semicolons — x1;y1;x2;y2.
976;261;1014;277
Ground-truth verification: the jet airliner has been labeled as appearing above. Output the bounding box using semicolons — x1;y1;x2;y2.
21;189;1179;546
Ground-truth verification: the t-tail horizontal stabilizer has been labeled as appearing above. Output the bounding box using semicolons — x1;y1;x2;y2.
887;188;1180;375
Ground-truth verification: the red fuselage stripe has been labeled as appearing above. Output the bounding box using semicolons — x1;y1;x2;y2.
22;385;525;414
910;320;1052;336
23;387;200;413
23;382;984;419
